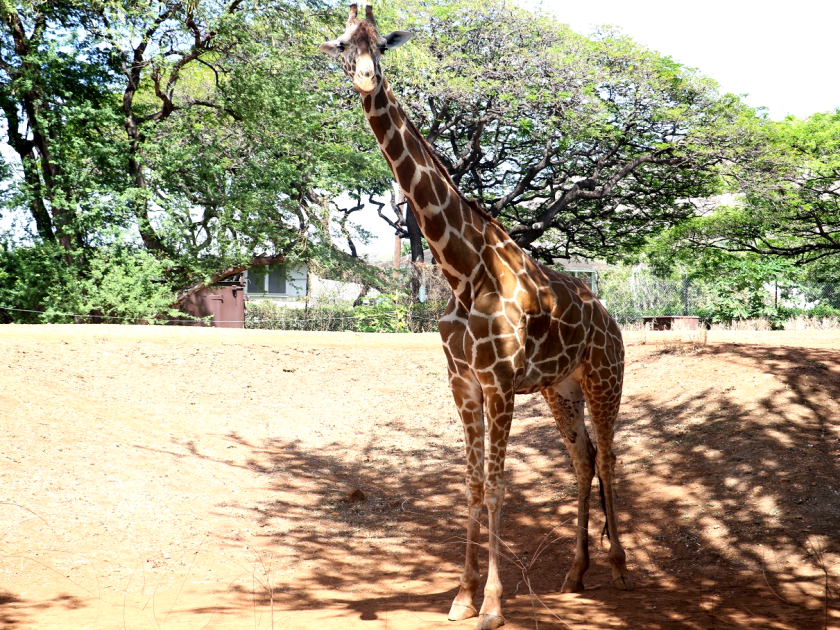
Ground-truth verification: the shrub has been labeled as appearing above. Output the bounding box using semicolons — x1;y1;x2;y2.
0;240;179;323
244;295;450;332
806;304;840;319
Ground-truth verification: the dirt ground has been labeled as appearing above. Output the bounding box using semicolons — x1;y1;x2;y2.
0;324;838;630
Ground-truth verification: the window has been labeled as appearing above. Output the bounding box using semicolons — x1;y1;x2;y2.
268;269;286;294
247;269;268;294
246;266;288;295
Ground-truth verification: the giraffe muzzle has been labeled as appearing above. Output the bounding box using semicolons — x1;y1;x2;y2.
353;55;378;94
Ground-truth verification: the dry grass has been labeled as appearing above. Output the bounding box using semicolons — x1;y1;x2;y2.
783;316;840;331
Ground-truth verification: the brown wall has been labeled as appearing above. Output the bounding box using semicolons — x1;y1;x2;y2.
178;281;245;328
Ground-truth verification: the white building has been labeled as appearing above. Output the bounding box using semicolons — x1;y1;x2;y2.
243;263;367;307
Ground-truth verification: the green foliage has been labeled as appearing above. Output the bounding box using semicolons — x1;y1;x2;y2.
806;304;840;319
594;252;840;328
245;298;410;333
0;237;180;323
353;293;408;333
61;247;182;323
0;1;391;320
407;298;448;332
368;0;759;261
660;110;840;265
693;258;795;325
140;5;392;278
596;247;840;329
244;293;448;333
0;240;69;323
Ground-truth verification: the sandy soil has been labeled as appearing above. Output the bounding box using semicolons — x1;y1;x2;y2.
0;324;838;630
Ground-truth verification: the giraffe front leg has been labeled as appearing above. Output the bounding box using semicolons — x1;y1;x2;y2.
448;481;483;621
448;375;485;621
477;482;506;630
476;389;514;630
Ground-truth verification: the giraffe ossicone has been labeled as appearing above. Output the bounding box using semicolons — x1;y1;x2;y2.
319;5;634;628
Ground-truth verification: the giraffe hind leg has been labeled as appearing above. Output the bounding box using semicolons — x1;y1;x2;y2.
581;373;634;591
543;376;595;593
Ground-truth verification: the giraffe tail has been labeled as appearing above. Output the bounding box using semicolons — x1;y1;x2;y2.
593;445;610;541
598;473;610;541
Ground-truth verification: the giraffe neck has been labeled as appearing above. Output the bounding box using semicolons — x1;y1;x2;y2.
361;79;525;306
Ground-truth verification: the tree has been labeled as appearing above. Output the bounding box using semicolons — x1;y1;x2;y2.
0;1;392;320
0;0;120;256
662;110;840;265
361;0;759;263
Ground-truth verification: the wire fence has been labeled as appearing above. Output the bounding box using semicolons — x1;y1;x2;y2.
598;274;840;326
245;269;840;332
245;262;451;332
244;301;448;333
2;265;838;332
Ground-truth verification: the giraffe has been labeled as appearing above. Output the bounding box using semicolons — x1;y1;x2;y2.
319;5;633;628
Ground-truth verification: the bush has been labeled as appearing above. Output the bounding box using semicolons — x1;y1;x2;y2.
806;304;840;319
0;240;179;323
407;299;448;332
245;300;356;331
244;295;450;332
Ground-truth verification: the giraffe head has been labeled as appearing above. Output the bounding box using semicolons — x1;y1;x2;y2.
318;3;412;95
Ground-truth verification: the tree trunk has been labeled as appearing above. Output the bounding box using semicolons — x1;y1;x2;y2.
404;196;424;302
405;198;424;263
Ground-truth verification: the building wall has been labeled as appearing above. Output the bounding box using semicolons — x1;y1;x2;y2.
308;276;367;305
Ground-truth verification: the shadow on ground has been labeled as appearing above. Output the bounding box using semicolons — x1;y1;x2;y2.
181;342;838;629
0;591;86;627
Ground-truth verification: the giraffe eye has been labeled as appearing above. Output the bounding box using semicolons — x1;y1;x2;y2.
337;42;345;52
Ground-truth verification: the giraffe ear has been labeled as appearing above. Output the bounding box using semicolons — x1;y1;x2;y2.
319;39;342;57
382;31;412;50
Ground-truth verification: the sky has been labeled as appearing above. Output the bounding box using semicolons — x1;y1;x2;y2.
528;0;840;121
354;0;840;258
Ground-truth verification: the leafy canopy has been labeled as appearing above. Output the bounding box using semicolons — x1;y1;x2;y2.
368;0;759;262
659;110;840;265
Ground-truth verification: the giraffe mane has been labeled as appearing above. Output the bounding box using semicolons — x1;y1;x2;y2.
401;112;506;231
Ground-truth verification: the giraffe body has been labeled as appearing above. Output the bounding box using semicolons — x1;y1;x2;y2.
320;7;633;627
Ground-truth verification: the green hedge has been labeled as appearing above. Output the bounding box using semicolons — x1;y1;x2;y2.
244;298;448;332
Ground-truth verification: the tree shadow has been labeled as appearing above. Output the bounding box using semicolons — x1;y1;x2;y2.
601;342;839;628
168;340;837;629
0;591;86;627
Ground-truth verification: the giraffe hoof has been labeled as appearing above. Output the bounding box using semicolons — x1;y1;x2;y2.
477;612;505;629
612;575;635;591
448;603;478;621
560;578;584;593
